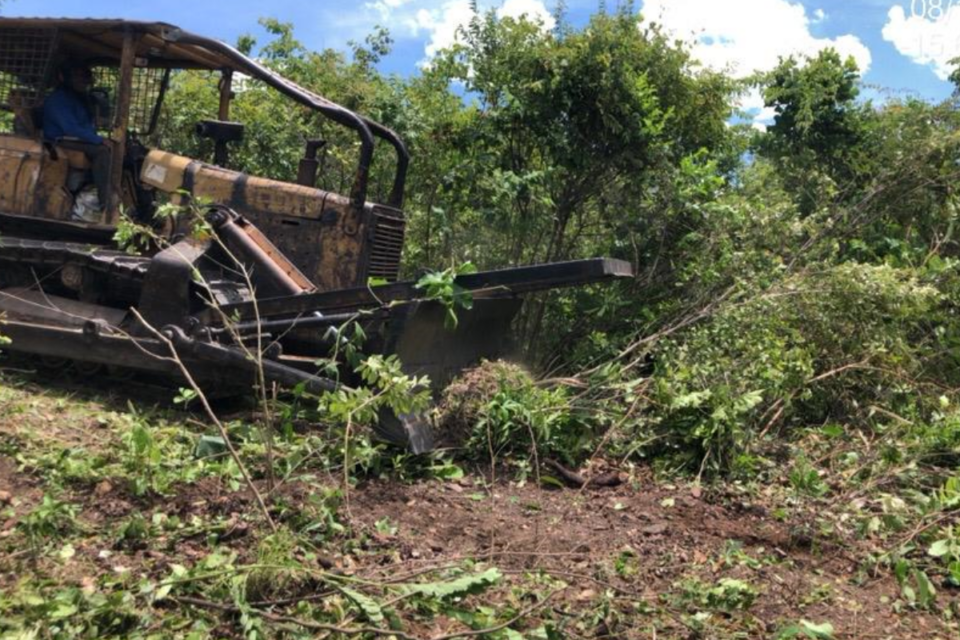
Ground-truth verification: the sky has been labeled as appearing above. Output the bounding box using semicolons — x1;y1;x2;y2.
4;0;960;128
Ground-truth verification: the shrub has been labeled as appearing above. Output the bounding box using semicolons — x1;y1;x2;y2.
645;262;947;473
439;361;597;464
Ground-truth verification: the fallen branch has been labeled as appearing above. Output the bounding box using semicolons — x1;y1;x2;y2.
544;459;622;489
430;587;564;639
171;596;420;639
171;586;565;640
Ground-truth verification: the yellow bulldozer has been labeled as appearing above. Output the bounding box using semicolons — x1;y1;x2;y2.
0;17;631;449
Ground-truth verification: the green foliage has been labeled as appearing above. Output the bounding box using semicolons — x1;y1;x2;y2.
465;365;593;463
0;584;147;639
399;567;501;599
759;49;867;210
789;456;828;497
114;513;151;549
17;494;79;551
121;417;164;496
677;577;759;613
928;526;960;587
415;261;477;329
646;262;945;473
282;486;345;542
776;620;835;639
321;354;431;425
895;559;939;609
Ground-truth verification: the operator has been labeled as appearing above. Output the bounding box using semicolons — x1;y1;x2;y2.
43;61;110;212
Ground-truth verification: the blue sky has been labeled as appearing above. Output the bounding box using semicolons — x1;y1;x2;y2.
4;0;959;124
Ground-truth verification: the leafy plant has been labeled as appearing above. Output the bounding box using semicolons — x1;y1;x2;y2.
928;525;960;587
120;415;165;496
415;261;478;329
17;494;79;552
789;456;829;497
468;369;592;464
400;567;502;600
677;577;759;613
776;620;835;639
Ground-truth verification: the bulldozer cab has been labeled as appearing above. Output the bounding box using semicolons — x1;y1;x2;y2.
0;18;408;291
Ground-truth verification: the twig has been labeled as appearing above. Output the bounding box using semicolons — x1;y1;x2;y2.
807;358;873;384
170;596;420;639
430;587;564;640
757;399;786;440
500;568;639;598
130;308;277;533
898;511;958;549
171;587;564;640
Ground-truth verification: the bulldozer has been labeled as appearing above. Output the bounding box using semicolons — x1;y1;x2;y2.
0;18;632;450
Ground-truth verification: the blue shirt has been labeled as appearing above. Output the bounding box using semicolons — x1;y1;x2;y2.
42;86;103;145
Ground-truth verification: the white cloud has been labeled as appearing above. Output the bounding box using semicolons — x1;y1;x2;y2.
740;87;777;124
412;0;478;58
640;0;870;130
497;0;555;27
882;5;960;80
410;0;554;60
641;0;872;78
740;87;765;111
366;0;414;21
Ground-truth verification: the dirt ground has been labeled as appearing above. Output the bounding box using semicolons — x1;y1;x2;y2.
346;475;954;638
0;373;958;639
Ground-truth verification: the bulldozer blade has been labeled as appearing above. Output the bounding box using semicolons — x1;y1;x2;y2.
384;297;524;391
355;297;524;454
374;409;435;454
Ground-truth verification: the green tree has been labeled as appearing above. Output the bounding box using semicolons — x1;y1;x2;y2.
416;10;733;265
402;10;735;355
756;49;869;213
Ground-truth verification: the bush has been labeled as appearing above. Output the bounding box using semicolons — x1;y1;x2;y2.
644;262;948;474
438;361;597;464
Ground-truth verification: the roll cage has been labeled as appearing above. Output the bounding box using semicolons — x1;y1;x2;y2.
0;17;409;218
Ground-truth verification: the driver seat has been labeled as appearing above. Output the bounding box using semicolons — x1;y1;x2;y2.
10;92;92;171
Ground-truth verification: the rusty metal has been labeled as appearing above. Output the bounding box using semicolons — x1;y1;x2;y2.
296;139;325;187
172;29;377;215
206;206;316;297
215;258;634;322
0;27;59;111
196;120;243;167
363;203;405;282
106;27;136;224
216;68;232;166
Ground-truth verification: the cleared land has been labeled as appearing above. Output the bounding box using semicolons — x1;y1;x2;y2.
0;370;957;639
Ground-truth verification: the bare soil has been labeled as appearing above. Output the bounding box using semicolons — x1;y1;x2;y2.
1;371;957;639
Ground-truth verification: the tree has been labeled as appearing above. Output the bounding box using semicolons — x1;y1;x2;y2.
756;49;868;213
420;10;733;262
398;10;737;356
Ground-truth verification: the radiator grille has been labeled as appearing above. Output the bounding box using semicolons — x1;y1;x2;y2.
367;207;405;281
